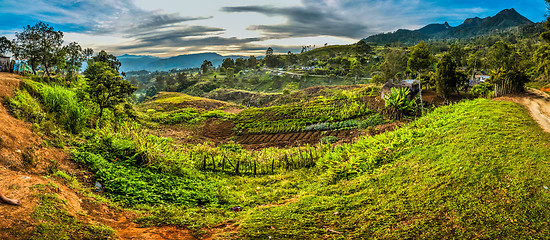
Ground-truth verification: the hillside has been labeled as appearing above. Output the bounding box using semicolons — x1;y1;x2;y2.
3;71;550;238
364;8;535;44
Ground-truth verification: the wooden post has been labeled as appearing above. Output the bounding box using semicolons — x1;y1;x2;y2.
271;158;275;173
254;159;257;176
211;154;215;172
284;154;289;170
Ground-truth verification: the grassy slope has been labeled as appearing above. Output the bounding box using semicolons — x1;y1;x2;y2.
235;99;550;239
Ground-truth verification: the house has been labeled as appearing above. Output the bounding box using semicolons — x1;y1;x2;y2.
0;56;10;72
381;79;420;100
469;75;490;86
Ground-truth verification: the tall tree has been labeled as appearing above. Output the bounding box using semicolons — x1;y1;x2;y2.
84;62;136;118
91;50;121;72
448;43;465;67
62;42;84;81
12;22;64;76
435;53;460;99
407;41;433;114
221;58;235;70
355;40;372;56
380;49;407;81
534;0;550;80
487;41;516;70
201;60;213;74
247;56;258;68
0;36;11;56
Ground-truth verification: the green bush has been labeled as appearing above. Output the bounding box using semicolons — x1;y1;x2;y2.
470;82;493;98
7;89;46;123
320;136;339;144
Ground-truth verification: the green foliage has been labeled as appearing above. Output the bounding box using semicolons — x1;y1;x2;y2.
30;183;115;239
534;44;550;80
383;87;416;118
150;108;231;125
8;89;46;123
470;82;493;98
11;22;63;75
320;136;339;144
488;67;530;95
407;41;434;74
72;127;221;206
84;61;137;117
435;53;460;98
371;74;385;84
241;99;550;239
8;79;89;133
235;89;373;134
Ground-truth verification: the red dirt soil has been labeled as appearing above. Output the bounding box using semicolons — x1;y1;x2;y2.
0;73;197;240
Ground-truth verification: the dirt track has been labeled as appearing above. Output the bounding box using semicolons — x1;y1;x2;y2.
495;89;550;133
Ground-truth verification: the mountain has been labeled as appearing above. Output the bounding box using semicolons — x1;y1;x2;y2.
364;8;534;45
118;53;246;72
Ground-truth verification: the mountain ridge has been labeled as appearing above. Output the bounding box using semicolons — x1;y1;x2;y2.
364;8;534;44
118;52;248;72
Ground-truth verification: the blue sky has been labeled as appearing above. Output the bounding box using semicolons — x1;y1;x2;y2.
0;0;546;57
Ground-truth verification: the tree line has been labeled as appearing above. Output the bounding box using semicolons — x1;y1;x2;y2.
1;22;136;120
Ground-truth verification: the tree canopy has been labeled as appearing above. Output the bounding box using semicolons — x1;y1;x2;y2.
84;61;136;117
12;22;63;76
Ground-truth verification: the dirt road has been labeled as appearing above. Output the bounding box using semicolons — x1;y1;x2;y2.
495;89;550;133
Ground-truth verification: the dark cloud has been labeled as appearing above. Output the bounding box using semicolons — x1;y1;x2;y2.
221;5;369;39
117;36;262;50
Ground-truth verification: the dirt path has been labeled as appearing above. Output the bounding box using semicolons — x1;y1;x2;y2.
495;89;550;133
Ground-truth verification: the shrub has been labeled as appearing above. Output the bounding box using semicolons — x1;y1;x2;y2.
470;83;493;98
320;136;339;144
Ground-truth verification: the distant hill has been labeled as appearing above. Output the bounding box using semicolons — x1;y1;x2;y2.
364;8;534;45
118;53;247;72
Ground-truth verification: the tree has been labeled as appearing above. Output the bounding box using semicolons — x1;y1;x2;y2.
434;53;459;99
371;74;385;84
407;41;433;114
286;51;297;66
84;62;136;118
62;42;84;81
488;68;529;96
201;60;213;74
448;43;465;67
380;49;407;81
12;22;64;76
535;0;550;79
355;40;372;56
534;44;550;80
91;50;121;72
487;41;516;70
264;47;279;67
221;58;235;70
0;36;11;56
247;56;258;68
235;57;246;72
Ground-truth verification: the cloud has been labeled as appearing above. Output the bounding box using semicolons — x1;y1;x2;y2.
221;4;369;39
220;0;506;39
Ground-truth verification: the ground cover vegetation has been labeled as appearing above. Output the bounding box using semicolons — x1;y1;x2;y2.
2;5;550;237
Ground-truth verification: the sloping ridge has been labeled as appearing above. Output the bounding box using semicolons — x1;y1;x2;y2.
364;8;534;44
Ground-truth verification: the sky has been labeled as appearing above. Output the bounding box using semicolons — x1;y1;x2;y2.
0;0;547;57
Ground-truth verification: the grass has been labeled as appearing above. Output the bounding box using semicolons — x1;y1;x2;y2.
235;99;550;239
29;183;116;240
